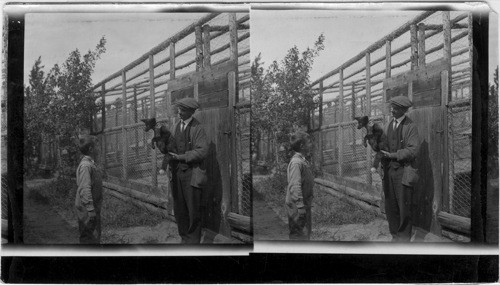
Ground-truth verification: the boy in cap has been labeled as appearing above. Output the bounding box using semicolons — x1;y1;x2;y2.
75;135;103;244
168;97;209;244
380;95;419;242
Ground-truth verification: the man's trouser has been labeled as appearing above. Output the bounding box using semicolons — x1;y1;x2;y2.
78;211;101;244
287;204;312;240
172;168;202;244
383;166;412;242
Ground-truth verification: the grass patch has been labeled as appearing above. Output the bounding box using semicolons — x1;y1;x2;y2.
101;192;164;229
313;188;377;227
26;177;165;233
253;173;378;232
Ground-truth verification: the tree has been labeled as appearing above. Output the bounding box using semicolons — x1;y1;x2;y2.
251;34;324;168
250;53;272;162
24;57;53;174
24;37;107;176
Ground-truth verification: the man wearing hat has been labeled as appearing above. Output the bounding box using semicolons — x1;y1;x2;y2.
380;95;420;242
167;97;209;244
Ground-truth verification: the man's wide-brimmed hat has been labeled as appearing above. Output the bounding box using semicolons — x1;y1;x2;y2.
174;97;200;111
389;95;413;109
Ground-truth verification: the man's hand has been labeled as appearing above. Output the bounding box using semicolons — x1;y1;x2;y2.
381;150;396;159
159;169;165;175
168;152;179;161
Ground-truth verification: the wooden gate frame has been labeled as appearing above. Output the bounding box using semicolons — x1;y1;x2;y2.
383;59;471;237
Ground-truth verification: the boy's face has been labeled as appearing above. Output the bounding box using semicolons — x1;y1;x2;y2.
302;137;313;157
91;140;100;158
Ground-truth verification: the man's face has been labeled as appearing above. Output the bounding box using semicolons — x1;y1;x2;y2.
177;107;193;121
390;105;406;119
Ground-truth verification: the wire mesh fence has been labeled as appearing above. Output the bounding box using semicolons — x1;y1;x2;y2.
295;11;474;222
1;173;7;220
447;101;472;217
86;13;252;232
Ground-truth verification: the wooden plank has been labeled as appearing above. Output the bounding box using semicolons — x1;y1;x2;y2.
199;90;229;109
196;107;231;236
338;69;344;176
149;54;157;188
103;181;168;209
107;189;173;220
229;13;239;79
410;24;418;70
101;84;107;168
442;70;451;214
418;23;426;66
443;11;452;102
407;105;443;235
195;25;203;71
437;211;471;235
203;24;211;69
107;173;158;194
121;71;128;180
227;212;252;233
229;71;239;214
318;81;324;168
93;13;219;88
170;42;176;80
315;178;380;205
365;52;373;185
310;11;435;87
171;86;195;103
317;184;384;217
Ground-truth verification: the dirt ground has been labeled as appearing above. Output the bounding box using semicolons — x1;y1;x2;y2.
253;189;392;242
23;179;180;244
252;176;451;242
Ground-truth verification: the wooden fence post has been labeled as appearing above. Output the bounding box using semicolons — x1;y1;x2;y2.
338;68;344;176
410;24;418;70
149;54;157;188
141;98;147;154
134;85;139;157
418;23;426;66
203;24;211;69
101;84;106;169
351;83;356;157
365;52;372;185
121;71;128;180
443;11;453;213
443;11;452;101
115;103;119;162
468;13;473;97
195;25;203;71
229;12;239;213
318;81;324;170
384;40;392;117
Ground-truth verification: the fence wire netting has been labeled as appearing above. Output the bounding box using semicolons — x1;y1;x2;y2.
447;102;472;217
1;173;7;220
87;13;252;224
292;11;474;220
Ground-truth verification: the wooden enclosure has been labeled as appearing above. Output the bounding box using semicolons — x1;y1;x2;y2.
308;11;473;240
90;13;251;243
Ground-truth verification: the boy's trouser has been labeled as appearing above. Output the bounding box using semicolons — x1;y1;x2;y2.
78;212;101;244
287;205;312;240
